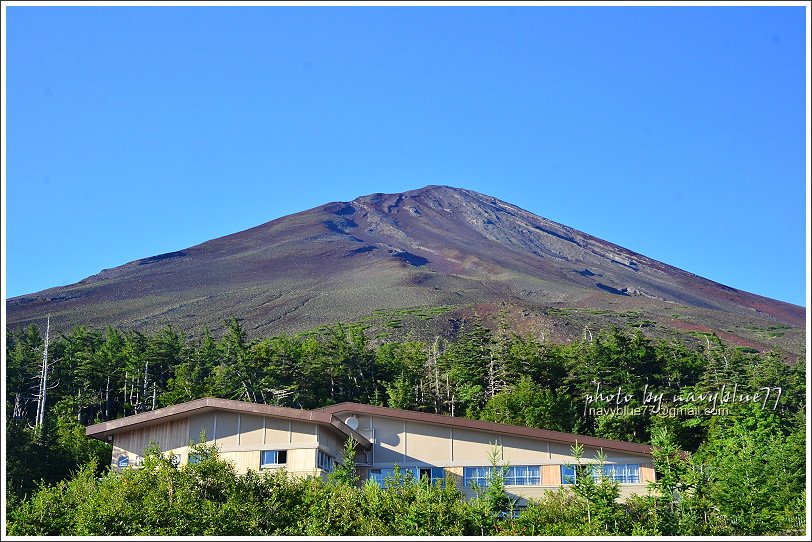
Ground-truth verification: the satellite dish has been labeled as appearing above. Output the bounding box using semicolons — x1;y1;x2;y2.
345;416;359;430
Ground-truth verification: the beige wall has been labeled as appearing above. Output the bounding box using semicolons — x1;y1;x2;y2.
329;412;654;501
108;408;655;501
189;412;214;444
264;416;289;444
110;411;342;477
112;419;190;467
372;416;405;464
291;421;316;444
240;414;264;446
360;414;649;468
317;425;345;459
219;448;324;478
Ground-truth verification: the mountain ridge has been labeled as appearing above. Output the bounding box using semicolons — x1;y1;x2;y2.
6;185;804;355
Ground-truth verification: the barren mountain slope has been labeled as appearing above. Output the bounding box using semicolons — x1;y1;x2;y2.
7;186;804;355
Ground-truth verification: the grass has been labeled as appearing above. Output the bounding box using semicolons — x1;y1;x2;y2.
627;320;656;328
362;305;454;324
746;323;791;340
687;330;717;339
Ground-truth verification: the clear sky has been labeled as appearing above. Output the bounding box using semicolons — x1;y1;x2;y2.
5;6;808;306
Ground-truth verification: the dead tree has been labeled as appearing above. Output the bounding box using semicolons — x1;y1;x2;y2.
34;316;52;428
141;358;150;413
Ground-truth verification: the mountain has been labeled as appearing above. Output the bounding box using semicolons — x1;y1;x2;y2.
6;186;805;356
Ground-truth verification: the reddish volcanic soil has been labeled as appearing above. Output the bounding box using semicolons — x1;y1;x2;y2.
6;186;805;356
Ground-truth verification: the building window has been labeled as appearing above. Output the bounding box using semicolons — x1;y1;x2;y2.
463;466;491;487
464;466;541;487
601;463;640;484
419;467;445;486
368;467;444;488
505;466;540;486
117;455;129;468
499;507;526;519
260;450;288;468
561;463;641;484
188;452;202;465
368;468;383;485
561;464;577;484
369;467;412;487
318;450;335;472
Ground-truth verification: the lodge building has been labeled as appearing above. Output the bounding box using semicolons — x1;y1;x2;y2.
85;398;655;503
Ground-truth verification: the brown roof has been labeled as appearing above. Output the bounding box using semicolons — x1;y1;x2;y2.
85;397;371;449
86;398;652;457
318;402;653;456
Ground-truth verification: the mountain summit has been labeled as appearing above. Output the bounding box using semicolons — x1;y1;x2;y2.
7;186;804;353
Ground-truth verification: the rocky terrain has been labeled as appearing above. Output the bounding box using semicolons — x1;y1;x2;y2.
6;186;805;357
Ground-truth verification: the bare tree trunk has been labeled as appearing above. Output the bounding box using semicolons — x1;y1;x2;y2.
488;353;495;399
129;372;136;409
432;338;441;412
152;382;157;410
141;359;149;413
35;317;51;428
242;381;254;403
105;375;111;419
34;385;41;427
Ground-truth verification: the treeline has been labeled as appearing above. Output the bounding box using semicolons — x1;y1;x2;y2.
5;315;807;534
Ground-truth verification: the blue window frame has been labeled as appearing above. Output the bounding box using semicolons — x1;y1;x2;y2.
601;463;640;484
561;463;641;484
463;466;491;487
419;467;446;486
318;450;335;472
368;468;385;486
368;467;445;488
117;455;129;468
505;466;540;486
561;464;577;484
260;450;288;468
464;466;541;487
369;467;416;487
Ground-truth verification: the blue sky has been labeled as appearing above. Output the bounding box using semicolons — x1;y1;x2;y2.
5;6;807;306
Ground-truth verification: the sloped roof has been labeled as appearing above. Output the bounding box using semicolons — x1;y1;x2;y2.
85;397;371;448
86;398;653;457
319;402;653;456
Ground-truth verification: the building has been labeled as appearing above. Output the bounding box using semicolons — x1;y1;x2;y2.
85;397;656;504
